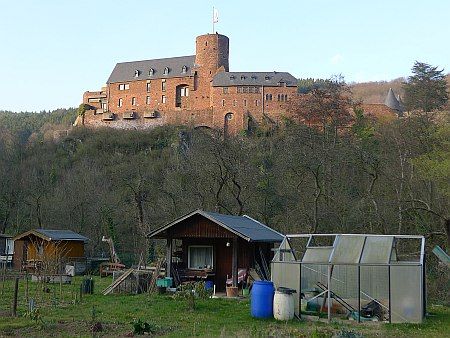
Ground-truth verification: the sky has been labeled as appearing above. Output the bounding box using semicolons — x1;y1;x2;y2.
0;0;449;112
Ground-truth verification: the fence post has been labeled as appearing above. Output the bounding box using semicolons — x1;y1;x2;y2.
12;277;19;317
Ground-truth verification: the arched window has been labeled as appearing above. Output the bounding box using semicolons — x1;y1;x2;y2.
149;68;154;76
181;65;187;74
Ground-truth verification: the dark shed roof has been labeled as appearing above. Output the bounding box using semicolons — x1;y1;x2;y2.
14;229;89;242
213;71;297;87
107;55;196;84
147;210;284;242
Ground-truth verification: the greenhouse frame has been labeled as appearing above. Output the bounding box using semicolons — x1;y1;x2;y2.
271;234;426;323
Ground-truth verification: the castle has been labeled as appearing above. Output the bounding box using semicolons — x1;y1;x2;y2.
80;33;298;134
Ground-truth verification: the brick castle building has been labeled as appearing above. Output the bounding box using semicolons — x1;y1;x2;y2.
79;33;298;134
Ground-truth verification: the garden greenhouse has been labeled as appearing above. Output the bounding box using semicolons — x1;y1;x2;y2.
271;234;425;323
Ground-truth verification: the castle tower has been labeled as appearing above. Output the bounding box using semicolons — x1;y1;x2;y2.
195;33;229;75
192;33;229;110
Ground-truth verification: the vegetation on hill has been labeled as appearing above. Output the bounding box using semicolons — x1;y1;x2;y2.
0;108;77;143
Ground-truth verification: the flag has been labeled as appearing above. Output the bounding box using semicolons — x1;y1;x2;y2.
213;8;219;23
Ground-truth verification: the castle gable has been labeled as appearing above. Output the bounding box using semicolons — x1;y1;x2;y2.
107;55;196;84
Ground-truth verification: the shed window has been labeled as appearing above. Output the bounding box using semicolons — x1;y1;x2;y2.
188;246;213;269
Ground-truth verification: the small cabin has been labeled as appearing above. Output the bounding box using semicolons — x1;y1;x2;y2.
0;234;14;266
148;210;284;291
13;229;89;273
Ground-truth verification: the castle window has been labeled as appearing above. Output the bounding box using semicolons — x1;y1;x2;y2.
223;87;228;94
149;68;154;76
162;95;166;104
181;65;188;74
161;79;166;92
163;67;169;75
146;96;151;105
134;70;140;78
118;98;123;107
222;99;225;107
132;97;137;106
180;86;189;97
146;82;151;92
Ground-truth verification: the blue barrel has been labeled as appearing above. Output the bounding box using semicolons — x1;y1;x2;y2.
251;281;275;318
205;280;214;290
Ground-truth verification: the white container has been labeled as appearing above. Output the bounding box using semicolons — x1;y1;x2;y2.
273;290;295;320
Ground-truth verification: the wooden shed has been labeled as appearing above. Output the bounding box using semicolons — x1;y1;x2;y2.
148;210;284;290
13;229;89;272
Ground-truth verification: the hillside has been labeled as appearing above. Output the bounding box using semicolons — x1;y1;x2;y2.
351;74;450;104
0;108;77;143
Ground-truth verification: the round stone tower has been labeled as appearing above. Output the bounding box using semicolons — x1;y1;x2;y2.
195;33;229;75
192;33;229;110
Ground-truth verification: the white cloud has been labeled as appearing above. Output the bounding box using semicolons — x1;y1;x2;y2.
330;53;343;65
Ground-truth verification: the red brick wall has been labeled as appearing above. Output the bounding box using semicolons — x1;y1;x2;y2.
210;85;298;134
108;76;195;114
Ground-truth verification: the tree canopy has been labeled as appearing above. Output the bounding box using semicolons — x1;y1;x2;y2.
403;61;449;112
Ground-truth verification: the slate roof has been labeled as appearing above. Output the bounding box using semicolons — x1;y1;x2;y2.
147;209;284;242
212;72;297;87
384;88;402;112
14;229;89;242
107;55;196;84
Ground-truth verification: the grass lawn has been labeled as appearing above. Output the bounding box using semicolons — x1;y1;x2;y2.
0;276;448;337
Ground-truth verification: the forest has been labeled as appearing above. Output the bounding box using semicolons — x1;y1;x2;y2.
0;63;448;301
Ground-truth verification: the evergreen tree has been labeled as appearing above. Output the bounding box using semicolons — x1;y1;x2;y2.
403;61;448;112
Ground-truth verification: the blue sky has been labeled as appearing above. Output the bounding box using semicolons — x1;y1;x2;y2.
0;0;449;112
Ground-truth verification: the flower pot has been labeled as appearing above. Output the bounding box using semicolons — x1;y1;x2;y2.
226;286;239;298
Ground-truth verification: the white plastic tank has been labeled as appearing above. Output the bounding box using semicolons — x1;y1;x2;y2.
273;287;296;321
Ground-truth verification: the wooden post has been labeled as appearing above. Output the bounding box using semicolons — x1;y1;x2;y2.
166;237;172;279
12;277;19;317
327;265;331;323
232;237;238;287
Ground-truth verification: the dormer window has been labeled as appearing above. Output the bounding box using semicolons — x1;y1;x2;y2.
230;75;235;80
134;70;140;78
251;75;257;80
265;76;270;81
163;67;169;75
149;68;154;76
181;65;187;74
240;75;246;80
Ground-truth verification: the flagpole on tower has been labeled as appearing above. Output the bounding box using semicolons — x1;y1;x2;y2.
212;7;218;33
